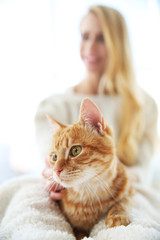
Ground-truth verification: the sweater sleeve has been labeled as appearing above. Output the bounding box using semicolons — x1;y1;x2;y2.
131;92;158;185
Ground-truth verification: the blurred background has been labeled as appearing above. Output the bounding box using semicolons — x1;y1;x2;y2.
0;0;160;185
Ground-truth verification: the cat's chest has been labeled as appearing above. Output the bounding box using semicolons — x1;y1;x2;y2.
59;188;113;231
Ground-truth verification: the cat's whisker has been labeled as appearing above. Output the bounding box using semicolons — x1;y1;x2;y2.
95;175;115;201
85;184;93;202
49;182;57;193
89;181;103;210
86;182;103;211
87;185;95;206
101;180;115;200
87;178;105;211
54;181;60;192
68;169;81;173
83;183;94;206
67;170;81;176
47;179;58;193
47;177;55;184
40;178;56;195
61;171;81;180
65;173;79;177
48;175;54;181
47;181;54;193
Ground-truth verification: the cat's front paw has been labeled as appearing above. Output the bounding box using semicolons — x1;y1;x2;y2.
105;215;130;228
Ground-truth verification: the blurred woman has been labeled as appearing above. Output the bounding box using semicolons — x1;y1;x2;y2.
35;5;158;200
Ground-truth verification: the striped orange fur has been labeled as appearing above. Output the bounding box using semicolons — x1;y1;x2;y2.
48;98;134;238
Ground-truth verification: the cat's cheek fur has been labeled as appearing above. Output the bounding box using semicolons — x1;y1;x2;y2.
53;167;97;188
52;170;78;188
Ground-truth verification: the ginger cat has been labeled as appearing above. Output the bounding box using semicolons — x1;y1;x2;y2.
48;98;134;239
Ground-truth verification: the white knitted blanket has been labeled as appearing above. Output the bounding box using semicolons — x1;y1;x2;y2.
0;176;160;240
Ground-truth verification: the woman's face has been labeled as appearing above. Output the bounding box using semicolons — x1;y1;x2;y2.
80;13;108;75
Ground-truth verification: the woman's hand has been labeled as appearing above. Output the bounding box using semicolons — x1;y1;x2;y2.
42;156;64;200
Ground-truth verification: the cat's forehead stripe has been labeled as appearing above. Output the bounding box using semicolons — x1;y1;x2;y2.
62;136;69;148
65;149;70;160
55;131;68;148
55;134;71;160
68;137;72;147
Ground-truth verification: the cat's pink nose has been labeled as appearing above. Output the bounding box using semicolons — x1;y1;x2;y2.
54;167;63;176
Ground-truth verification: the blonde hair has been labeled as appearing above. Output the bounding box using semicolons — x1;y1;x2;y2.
88;5;143;166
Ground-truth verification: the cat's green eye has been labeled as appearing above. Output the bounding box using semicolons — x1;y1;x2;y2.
51;153;57;162
70;145;82;157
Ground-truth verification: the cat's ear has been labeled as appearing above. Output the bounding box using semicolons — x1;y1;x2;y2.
46;115;65;134
79;98;105;133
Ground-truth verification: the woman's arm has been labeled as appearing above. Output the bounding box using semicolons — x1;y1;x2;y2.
131;92;158;185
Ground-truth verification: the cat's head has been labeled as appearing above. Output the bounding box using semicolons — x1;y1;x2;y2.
48;98;115;188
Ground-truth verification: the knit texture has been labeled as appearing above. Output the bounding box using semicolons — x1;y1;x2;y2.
0;176;160;240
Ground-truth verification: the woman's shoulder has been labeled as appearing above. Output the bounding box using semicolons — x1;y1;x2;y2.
141;89;158;113
140;89;158;124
